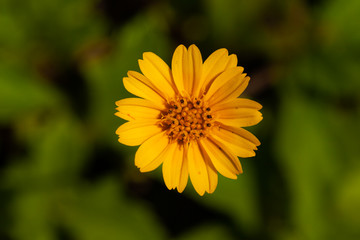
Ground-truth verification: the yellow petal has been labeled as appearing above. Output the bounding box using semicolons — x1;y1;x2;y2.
217;123;261;147
188;45;203;97
171;44;187;95
200;49;238;96
177;144;189;193
135;132;169;170
224;76;251;103
213;99;263;127
188;141;208;195
139;52;177;99
204;68;250;106
124;71;166;107
162;143;178;190
140;141;176;172
188;141;218;195
225;54;238;70
216;114;263;128
210;136;243;173
203;67;243;101
199;137;242;179
116;120;162;146
115;98;162;121
211;126;258;158
211;98;263;112
181;46;193;95
162;143;187;190
201;147;218;194
171;44;203;97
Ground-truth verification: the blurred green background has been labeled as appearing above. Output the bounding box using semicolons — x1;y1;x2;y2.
1;0;359;239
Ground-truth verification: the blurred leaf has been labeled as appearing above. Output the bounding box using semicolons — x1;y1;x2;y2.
9;177;166;240
197;163;260;234
311;0;360;97
205;0;263;46
176;223;234;240
21;0;103;52
27;114;88;182
335;168;360;238
289;55;340;96
0;0;104;68
62;178;166;240
10;190;57;240
294;53;360;98
4;114;88;187
275;90;341;240
320;0;360;50
0;7;26;54
81;10;171;148
0;65;62;124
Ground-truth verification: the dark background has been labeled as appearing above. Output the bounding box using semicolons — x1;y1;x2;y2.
1;0;360;239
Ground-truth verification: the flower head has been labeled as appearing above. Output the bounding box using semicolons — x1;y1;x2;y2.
115;44;262;195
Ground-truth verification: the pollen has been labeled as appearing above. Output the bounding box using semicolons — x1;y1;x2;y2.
160;97;214;143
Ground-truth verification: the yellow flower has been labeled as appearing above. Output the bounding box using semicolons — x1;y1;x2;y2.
115;44;262;195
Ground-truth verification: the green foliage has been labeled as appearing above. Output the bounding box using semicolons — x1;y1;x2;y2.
176;223;234;240
1;0;359;239
61;178;165;240
199;166;260;233
0;66;61;123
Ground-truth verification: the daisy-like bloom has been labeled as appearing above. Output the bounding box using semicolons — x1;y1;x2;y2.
115;44;262;196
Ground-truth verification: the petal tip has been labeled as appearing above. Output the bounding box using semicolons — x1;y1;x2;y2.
189;44;199;51
196;190;205;196
174;44;187;53
142;51;155;60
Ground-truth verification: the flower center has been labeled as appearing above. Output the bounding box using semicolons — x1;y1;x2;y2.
160;97;214;143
